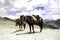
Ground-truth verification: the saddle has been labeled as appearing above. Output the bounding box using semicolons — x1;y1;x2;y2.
32;16;37;20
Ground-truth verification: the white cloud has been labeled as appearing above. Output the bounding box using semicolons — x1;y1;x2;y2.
13;0;48;11
2;15;20;19
16;13;21;16
0;0;5;3
20;11;32;16
54;0;60;8
30;0;48;6
43;14;60;20
0;7;7;16
0;0;60;20
48;0;58;8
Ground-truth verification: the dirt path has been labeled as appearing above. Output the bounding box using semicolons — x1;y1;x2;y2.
0;26;60;40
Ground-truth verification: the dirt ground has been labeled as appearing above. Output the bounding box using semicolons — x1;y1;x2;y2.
0;20;60;40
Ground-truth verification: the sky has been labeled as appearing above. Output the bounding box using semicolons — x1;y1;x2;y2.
0;0;60;20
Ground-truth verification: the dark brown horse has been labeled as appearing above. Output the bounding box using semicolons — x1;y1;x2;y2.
20;15;43;33
15;19;26;30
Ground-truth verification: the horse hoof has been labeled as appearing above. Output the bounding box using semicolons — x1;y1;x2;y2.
33;31;35;33
40;31;42;32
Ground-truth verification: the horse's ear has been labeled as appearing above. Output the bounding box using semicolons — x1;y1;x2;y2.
22;15;24;17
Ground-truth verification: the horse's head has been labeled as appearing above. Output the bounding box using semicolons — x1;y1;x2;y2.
20;15;25;21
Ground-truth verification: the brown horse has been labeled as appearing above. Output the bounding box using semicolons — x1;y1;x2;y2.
20;15;43;33
15;19;26;30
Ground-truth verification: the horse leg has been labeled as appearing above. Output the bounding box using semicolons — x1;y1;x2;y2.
15;23;17;26
39;24;43;32
20;25;22;30
19;25;21;30
19;24;22;31
18;25;20;30
29;25;31;33
24;24;26;30
32;25;35;33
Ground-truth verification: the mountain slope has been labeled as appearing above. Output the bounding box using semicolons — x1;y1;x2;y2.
45;19;60;29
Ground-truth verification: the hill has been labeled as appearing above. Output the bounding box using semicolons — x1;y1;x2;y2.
0;17;15;22
45;19;60;29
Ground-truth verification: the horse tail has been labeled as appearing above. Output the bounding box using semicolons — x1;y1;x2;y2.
39;18;43;32
39;18;43;27
41;18;43;27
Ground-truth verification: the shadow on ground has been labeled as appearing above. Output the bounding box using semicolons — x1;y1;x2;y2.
16;31;41;35
11;30;24;34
